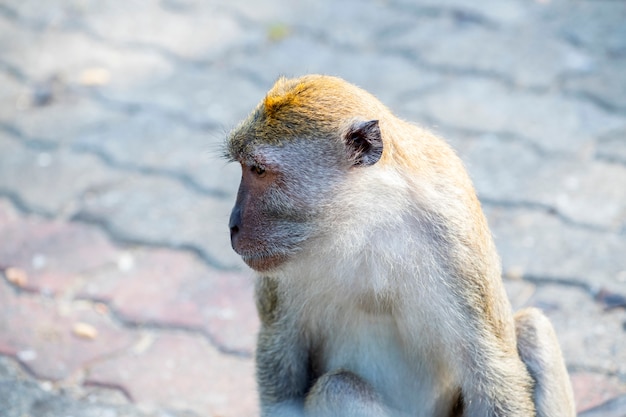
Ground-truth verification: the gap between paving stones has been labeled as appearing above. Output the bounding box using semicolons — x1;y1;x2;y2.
0;2;260;75
480;198;620;235
0;122;58;151
0;194;253;355
4;0;626;122
69;211;233;272
5;86;622;249
71;294;253;359
0;4;189;67
562;89;626;116
0;60;227;136
0;121;230;200
381;1;502;30
86;91;223;132
2;191;622;339
0;58;29;84
71;144;229;199
9;99;614;229
568;362;626;379
415;114;560;157
0;353;137;410
516;274;626;313
0;280;136;386
596;153;626;169
1;273;252;365
2;191;622;366
285;19;621;105
2;120;624;273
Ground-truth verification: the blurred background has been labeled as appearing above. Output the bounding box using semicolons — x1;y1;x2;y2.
0;0;625;416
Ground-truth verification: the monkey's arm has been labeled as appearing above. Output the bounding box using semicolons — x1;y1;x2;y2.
255;277;310;417
515;308;576;417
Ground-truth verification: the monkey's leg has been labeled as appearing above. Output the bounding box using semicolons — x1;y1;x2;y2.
515;308;576;417
304;369;391;417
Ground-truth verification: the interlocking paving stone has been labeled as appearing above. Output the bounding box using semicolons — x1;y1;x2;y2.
87;333;257;417
0;356;193;417
596;129;626;165
385;16;592;88
487;207;626;292
0;279;137;381
1;0;625;414
73;112;242;196
564;59;626;113
571;372;626;413
404;78;626;153
75;175;243;270
0;133;126;215
81;0;256;60
452;134;626;231
0;200;118;295
542;0;626;57
78;248;258;354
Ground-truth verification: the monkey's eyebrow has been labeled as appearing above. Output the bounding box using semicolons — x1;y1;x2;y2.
242;154;269;168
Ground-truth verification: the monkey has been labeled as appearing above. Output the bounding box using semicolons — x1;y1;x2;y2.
225;74;575;417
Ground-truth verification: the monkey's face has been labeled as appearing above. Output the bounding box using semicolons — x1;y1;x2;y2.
228;140;340;272
228;119;383;273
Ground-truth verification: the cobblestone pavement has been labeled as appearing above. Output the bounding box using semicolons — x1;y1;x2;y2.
0;0;625;416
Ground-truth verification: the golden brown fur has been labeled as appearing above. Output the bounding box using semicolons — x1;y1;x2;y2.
226;74;575;417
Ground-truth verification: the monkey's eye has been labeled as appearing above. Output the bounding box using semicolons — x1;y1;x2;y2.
251;165;266;177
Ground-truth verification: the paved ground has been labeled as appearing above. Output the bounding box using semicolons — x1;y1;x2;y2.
0;0;625;416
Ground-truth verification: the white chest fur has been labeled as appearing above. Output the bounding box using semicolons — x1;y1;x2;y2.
306;303;458;417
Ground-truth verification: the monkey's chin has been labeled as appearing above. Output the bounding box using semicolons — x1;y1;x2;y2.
241;253;290;272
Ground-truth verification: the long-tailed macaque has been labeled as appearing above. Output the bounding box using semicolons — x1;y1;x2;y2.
225;75;575;417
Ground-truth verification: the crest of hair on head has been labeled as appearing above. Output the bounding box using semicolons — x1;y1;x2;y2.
262;76;312;119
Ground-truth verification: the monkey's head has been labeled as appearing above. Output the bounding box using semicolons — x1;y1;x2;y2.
225;75;389;272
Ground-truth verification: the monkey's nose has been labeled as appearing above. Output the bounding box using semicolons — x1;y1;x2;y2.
229;207;241;239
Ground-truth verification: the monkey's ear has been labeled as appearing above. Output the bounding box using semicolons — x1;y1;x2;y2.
344;120;383;167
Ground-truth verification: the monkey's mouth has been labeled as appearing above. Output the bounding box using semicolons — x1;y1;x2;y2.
240;251;290;272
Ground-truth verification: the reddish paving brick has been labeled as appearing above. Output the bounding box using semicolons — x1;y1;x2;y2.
87;332;257;417
78;249;259;354
571;371;626;412
0;200;118;296
0;280;137;381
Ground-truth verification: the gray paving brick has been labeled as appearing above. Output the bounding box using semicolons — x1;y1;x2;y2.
81;0;258;60
543;0;626;57
391;0;530;24
3;98;122;146
2;0;626;414
526;285;626;377
0;356;192;417
596;129;626;165
0;70;23;103
564;59;626;113
386;17;592;88
87;333;256;417
453;135;626;230
486;207;626;292
78;248;258;354
0;279;137;381
227;37;446;110
0;13;172;85
404;78;626;153
96;68;266;128
76;175;242;270
73;112;242;196
0;133;124;215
